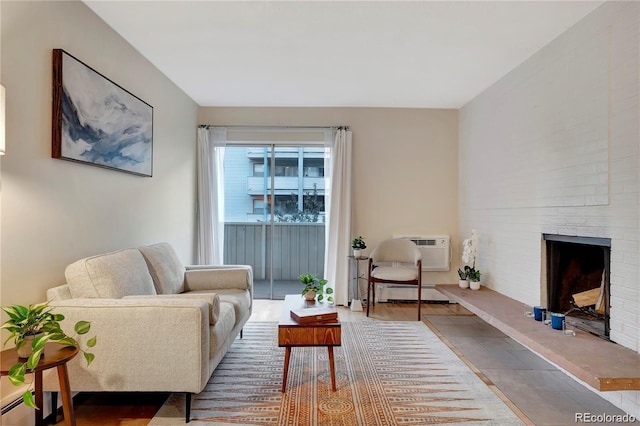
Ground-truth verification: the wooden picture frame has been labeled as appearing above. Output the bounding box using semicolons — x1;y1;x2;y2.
52;49;153;177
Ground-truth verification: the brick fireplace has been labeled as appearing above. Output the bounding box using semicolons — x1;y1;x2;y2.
543;234;611;340
458;0;639;416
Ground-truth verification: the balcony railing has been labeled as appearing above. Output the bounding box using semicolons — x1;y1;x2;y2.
224;222;325;281
246;176;325;194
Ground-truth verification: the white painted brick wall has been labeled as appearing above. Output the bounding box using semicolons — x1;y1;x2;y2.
459;1;639;417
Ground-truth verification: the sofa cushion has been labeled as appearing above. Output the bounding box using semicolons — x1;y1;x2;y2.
371;266;420;281
190;288;251;325
138;243;186;294
210;302;236;356
65;249;157;299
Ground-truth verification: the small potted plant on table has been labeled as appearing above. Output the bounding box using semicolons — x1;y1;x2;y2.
469;268;482;290
460;229;481;290
300;274;333;303
1;301;97;408
458;266;470;289
351;236;366;258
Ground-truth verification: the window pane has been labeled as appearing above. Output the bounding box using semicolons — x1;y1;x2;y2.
274;158;298;177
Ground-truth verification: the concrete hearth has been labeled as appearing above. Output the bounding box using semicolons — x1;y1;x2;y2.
436;285;640;392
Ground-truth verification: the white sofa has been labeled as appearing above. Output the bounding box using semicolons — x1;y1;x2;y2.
43;242;253;422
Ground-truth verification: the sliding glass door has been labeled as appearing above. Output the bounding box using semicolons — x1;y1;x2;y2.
222;144;327;299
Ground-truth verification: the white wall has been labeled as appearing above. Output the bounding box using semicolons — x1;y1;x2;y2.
199;107;460;284
0;1;198;311
459;1;639;415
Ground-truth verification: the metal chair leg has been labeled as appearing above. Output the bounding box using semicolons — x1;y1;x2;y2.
417;283;422;321
185;392;191;423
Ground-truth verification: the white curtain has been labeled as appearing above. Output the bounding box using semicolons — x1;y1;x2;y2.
324;129;353;306
196;127;226;265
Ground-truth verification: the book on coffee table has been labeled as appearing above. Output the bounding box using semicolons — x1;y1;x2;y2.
290;307;338;324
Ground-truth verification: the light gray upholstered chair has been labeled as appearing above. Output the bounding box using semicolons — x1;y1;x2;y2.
366;238;423;320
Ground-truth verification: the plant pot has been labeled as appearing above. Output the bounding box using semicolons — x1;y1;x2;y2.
470;280;481;290
16;335;38;359
303;290;316;301
458;279;469;289
353;249;362;258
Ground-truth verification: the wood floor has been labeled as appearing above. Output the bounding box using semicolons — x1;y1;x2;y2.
46;299;627;425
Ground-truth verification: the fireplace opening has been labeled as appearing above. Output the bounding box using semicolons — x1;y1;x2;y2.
544;234;610;340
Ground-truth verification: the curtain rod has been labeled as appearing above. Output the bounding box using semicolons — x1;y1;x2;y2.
198;125;349;131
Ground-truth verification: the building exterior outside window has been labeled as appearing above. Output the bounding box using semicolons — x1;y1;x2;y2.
225;146;325;223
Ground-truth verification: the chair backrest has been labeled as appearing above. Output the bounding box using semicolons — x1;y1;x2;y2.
370;239;422;265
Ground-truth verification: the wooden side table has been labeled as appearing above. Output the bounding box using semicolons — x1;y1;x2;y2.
1;343;78;426
278;294;341;392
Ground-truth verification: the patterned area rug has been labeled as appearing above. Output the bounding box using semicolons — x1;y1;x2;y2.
150;321;523;425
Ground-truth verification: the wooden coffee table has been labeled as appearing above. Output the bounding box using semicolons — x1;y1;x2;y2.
278;294;341;392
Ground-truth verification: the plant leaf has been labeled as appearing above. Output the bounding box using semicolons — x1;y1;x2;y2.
84;352;95;365
57;337;77;347
8;363;26;386
8;375;24;386
47;332;66;341
22;391;38;409
74;321;91;335
13;305;29;318
86;336;97;348
27;348;45;370
32;333;52;349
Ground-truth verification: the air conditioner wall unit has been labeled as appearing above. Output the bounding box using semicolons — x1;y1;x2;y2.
393;235;451;271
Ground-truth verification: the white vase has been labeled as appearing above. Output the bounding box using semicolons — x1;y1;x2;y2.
470;281;481;290
353;249;362;258
458;279;469;289
303;290;316;301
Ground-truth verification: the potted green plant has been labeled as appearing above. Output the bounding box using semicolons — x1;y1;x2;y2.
469;268;481;290
351;236;366;257
457;265;470;289
299;274;333;303
1;302;97;408
460;230;480;289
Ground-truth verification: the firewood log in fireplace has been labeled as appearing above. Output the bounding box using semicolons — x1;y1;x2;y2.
571;271;605;314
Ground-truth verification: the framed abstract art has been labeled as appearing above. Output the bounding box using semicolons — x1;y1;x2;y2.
52;49;153;177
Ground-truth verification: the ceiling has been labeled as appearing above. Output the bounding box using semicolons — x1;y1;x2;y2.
84;1;604;109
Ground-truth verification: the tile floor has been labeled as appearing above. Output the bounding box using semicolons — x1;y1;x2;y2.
425;313;630;426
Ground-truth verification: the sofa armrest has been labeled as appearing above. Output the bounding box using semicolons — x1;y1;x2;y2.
184;265;253;293
47;284;73;301
45;298;210;393
123;293;220;324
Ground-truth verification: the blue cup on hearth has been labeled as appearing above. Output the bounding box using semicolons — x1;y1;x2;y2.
533;306;546;321
551;313;565;330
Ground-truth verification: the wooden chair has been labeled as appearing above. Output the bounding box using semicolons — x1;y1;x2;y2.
366;239;423;321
